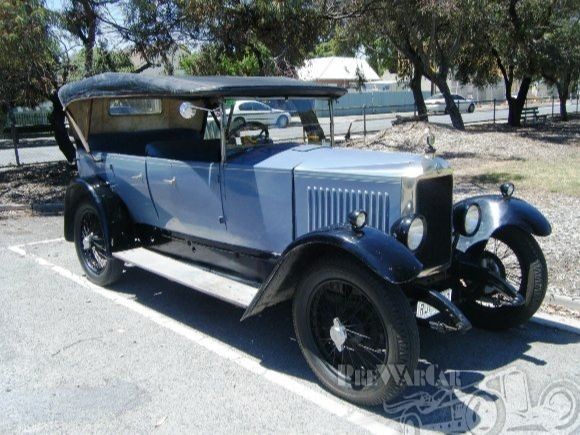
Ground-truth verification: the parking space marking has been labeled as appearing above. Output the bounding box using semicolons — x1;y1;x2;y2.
7;239;397;435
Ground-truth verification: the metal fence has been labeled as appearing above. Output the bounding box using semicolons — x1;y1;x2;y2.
331;96;580;140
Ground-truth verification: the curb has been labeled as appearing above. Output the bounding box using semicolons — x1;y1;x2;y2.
31;202;64;215
545;294;580;313
0;203;28;212
531;312;580;335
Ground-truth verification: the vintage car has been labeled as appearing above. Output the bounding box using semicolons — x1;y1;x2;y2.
59;73;550;406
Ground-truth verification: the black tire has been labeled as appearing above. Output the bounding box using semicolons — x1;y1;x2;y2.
458;227;547;330
276;115;289;128
468;103;475;113
74;202;123;286
293;256;419;406
233;116;245;127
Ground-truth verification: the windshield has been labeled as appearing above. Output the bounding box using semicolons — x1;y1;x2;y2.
204;97;333;158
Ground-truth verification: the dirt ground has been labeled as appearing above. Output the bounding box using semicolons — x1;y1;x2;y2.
1;118;578;298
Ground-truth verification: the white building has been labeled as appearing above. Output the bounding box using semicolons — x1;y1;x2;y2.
297;56;380;89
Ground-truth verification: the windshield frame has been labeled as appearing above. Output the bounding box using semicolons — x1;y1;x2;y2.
217;96;336;164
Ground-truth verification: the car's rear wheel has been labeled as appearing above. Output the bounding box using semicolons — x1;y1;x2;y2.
233;117;245;128
468;103;475;113
293;256;419;406
276;115;289;128
74;202;123;286
457;227;547;330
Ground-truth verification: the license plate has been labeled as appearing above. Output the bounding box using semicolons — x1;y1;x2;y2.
416;289;453;319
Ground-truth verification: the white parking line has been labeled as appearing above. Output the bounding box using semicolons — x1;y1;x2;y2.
7;239;398;435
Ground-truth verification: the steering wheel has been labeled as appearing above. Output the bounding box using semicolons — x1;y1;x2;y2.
227;120;269;142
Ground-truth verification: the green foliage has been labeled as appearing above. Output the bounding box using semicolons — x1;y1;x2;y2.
180;0;325;75
120;0;183;74
69;46;134;81
180;43;275;76
0;0;56;106
539;2;580;95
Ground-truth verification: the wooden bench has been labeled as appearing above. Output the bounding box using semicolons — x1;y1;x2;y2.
521;107;548;125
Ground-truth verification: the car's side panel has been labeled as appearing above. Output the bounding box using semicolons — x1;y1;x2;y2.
222;165;294;253
146;158;226;241
105;153;158;225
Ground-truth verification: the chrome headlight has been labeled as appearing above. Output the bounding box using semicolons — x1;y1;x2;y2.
454;203;481;236
392;214;427;252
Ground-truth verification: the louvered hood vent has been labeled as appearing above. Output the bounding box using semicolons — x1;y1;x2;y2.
306;186;390;232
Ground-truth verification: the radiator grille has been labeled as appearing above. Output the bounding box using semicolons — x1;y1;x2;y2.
414;175;453;269
307;186;390;232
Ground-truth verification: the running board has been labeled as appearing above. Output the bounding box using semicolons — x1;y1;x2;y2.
113;247;260;308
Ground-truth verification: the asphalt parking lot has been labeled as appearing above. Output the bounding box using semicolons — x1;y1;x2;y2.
1;214;579;433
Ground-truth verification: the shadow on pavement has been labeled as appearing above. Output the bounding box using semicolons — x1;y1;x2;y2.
107;266;579;431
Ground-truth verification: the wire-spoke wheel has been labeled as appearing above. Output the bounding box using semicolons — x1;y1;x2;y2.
458;227;547;330
293;256;419;406
74;202;123;286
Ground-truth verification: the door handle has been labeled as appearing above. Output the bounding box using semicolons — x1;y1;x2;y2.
131;173;143;182
163;176;176;186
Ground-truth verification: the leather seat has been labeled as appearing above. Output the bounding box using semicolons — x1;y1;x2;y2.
88;129;199;156
145;139;220;162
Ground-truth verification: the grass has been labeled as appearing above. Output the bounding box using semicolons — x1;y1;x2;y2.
466;156;580;197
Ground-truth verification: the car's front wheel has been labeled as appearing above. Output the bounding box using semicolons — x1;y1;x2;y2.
74;202;123;286
293;256;419;406
457;227;547;330
276;115;289;128
468;103;475;113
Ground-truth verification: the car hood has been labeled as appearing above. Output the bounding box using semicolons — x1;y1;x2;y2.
230;144;449;178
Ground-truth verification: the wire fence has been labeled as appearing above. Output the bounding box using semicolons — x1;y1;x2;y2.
336;96;580;139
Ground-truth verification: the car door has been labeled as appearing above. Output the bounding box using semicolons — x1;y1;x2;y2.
146;153;226;242
453;95;465;112
253;102;274;124
105;153;159;226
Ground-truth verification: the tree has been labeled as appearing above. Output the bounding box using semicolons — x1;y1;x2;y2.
322;0;474;130
539;2;580;120
0;0;56;165
181;43;275;76
456;0;556;127
114;0;185;75
180;0;326;76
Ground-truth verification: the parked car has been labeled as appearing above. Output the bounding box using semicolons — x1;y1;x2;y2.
59;73;551;406
425;93;476;113
228;99;291;128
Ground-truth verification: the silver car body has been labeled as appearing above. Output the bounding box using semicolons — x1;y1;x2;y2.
229;100;292;127
425;94;476;113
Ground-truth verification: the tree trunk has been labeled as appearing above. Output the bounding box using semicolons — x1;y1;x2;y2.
557;83;569;121
506;77;531;127
7;103;20;166
49;91;76;163
435;79;464;130
84;10;97;76
410;66;428;120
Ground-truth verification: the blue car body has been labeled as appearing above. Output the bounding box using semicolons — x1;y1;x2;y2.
61;73;550;323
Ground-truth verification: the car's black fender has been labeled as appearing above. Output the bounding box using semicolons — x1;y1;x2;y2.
241;225;423;320
64;177;133;255
454;195;551;255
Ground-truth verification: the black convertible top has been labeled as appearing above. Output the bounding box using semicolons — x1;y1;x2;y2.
58;72;347;107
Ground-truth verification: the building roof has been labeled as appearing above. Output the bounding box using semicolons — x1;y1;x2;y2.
297;57;380;82
58;73;347;107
